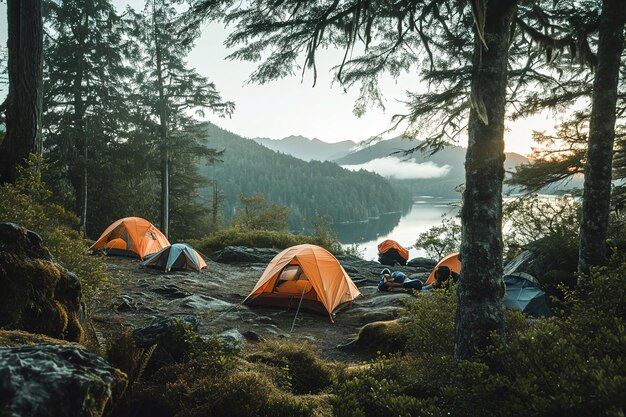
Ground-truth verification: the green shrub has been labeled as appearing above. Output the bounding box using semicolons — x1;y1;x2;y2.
115;351;330;417
0;155;115;302
245;340;335;394
334;258;626;417
191;227;344;255
332;356;437;417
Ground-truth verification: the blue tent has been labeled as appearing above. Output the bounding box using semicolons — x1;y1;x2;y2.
142;243;207;272
503;273;551;317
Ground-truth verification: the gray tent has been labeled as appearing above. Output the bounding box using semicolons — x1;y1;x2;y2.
503;273;551;317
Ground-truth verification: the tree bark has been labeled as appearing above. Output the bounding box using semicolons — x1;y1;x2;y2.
578;0;626;274
455;0;517;361
0;0;43;184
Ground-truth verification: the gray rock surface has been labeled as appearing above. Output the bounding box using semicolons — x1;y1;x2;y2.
0;344;126;417
217;329;245;350
407;257;438;269
94;247;437;361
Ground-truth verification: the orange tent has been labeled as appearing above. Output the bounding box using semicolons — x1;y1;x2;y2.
243;244;362;320
425;252;461;285
377;240;409;261
90;217;170;260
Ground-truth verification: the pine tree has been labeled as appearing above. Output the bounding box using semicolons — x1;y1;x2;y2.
134;0;234;237
42;0;135;232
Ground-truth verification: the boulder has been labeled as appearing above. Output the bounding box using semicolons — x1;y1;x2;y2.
210;246;279;264
217;329;245;350
0;343;127;417
170;294;235;312
0;223;84;342
132;316;199;374
111;295;137;312
407;257;438;269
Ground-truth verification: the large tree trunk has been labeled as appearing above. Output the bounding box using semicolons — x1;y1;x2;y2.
578;0;625;274
0;0;43;184
455;0;517;361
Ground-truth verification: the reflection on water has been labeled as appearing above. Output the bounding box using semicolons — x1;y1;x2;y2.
332;196;460;262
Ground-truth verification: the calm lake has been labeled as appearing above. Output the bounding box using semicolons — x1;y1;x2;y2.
332;196;461;262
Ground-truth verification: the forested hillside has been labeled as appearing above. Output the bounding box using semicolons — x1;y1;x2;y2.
200;123;412;228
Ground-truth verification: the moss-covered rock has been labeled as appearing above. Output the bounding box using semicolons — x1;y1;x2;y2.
341;320;408;355
0;223;84;342
0;329;79;348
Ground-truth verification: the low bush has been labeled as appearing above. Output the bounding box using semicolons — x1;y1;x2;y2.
191;227;344;255
245;340;335;394
333;258;626;417
112;329;332;417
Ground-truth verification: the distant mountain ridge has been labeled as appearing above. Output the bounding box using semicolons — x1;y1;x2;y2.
255;135;532;197
253;135;357;162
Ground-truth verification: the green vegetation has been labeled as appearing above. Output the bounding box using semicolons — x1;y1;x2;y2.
245;340;335;395
0;155;115;302
332;258;626;417
106;256;625;417
111;329;334;417
413;214;461;259
192;228;344;255
232;194;290;232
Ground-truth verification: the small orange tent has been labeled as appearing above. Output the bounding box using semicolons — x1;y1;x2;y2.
425;252;461;285
377;239;409;266
377;240;409;261
243;244;362;320
90;217;170;260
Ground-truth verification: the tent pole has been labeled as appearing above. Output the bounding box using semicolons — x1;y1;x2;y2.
290;286;307;333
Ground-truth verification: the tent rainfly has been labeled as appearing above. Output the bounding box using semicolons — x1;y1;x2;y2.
503;273;551;317
377;239;409;266
90;217;170;260
242;244;362;321
425;252;461;285
142;243;207;272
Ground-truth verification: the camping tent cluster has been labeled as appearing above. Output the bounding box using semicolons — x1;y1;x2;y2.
90;217;207;272
377;240;550;317
425;251;550;316
90;223;549;320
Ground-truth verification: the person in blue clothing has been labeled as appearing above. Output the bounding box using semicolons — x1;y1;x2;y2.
377;268;424;292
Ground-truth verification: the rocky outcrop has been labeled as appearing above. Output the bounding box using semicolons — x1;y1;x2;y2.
0;343;127;417
211;246;280;264
0;223;84;342
407;257;438;269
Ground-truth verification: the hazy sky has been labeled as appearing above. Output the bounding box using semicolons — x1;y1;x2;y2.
0;1;556;156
